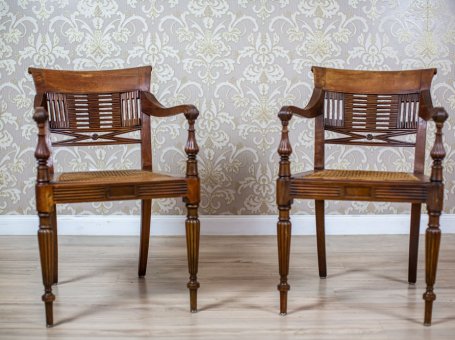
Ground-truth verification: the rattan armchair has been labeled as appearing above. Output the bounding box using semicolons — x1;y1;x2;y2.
29;66;201;327
276;66;448;325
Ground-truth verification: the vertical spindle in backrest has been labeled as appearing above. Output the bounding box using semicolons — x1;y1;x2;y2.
324;91;345;127
46;93;69;129
111;92;121;128
119;91;142;127
406;95;412;129
336;92;341;127
135;91;141;126
412;93;420;128
121;92;131;127
46;93;55;128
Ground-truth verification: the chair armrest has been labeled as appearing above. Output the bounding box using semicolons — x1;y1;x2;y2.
141;91;198;118
140;91;200;181
276;88;324;183
278;88;324;119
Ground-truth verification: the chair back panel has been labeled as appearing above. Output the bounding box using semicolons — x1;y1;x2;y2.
46;91;141;131
323;91;421;147
313;67;436;148
30;67;152;147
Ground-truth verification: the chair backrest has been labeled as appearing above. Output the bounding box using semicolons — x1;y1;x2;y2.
311;67;436;174
29;66;152;145
29;66;153;169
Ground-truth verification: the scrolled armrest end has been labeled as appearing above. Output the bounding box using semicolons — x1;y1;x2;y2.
278;106;293;122
33;107;49;124
432;107;448;124
184;106;199;121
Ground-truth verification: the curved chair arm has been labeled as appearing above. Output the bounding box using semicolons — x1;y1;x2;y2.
277;88;324;185
420;90;439;121
278;88;324;119
141;91;199;118
140;91;200;183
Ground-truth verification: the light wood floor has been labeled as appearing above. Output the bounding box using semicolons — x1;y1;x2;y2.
0;235;454;339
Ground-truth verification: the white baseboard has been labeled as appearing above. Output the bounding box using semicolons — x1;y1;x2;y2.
0;214;454;236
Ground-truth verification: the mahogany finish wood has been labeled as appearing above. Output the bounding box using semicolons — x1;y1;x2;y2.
29;66;201;327
276;66;448;326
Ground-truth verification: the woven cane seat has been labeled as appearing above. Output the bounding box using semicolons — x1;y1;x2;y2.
303;169;419;182
54;170;182;185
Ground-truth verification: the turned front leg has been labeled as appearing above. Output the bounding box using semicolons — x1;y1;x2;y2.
38;212;56;327
185;203;200;312
277;205;292;315
423;203;441;326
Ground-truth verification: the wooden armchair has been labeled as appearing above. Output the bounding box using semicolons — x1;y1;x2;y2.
276;67;448;325
29;66;201;327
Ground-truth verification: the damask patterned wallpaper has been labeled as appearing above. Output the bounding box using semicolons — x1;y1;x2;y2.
1;0;454;216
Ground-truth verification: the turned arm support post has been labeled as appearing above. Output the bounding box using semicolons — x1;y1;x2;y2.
277;110;293;180
184;110;200;179
426;107;448;222
429;107;448;183
33;107;51;184
276;109;293;208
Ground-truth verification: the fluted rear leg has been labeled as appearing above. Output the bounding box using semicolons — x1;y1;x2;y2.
277;205;291;315
408;203;421;284
38;212;56;327
315;200;327;278
185;203;200;312
138;199;152;277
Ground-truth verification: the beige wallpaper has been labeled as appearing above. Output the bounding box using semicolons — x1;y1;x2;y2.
0;0;454;216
